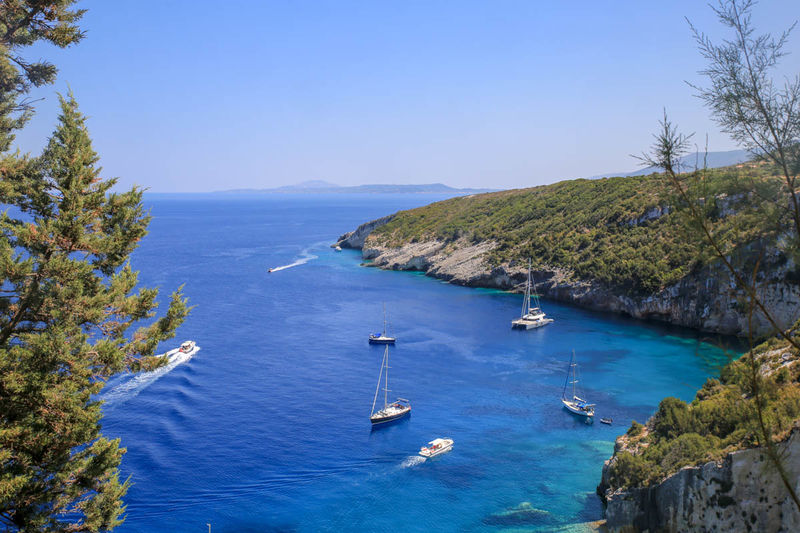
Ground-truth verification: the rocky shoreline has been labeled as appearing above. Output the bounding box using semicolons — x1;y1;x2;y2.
335;218;799;338
597;426;800;532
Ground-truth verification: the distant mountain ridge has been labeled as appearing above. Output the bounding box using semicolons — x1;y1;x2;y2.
218;182;495;194
591;149;751;179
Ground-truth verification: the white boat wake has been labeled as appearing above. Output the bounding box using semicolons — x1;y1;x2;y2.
268;249;318;273
399;455;427;468
101;345;199;407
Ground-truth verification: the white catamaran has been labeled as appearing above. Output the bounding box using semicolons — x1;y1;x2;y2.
561;350;595;418
370;345;411;425
369;303;396;344
511;259;554;330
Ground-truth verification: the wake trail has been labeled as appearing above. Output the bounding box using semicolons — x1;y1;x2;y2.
268;247;319;273
101;347;199;407
399;455;427;469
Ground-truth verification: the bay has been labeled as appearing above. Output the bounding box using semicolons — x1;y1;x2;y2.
103;193;737;532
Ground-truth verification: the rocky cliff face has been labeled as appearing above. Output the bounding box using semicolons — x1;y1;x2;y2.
334;214;395;249
597;428;800;533
341;218;798;337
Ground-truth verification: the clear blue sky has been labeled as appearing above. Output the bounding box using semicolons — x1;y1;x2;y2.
13;0;800;192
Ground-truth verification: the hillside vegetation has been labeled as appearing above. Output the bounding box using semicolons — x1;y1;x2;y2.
369;164;785;295
605;338;800;492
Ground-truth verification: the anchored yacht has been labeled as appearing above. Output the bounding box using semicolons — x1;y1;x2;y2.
511;259;554;330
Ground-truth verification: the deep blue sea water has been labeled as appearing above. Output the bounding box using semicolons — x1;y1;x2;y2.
102;193;739;532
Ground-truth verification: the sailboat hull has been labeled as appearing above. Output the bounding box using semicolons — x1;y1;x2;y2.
562;398;594;418
368;336;396;344
511;318;553;329
370;407;411;425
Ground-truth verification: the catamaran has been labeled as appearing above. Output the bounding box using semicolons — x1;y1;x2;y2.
369;303;396;344
561;350;595;418
511;259;553;330
370;345;411;425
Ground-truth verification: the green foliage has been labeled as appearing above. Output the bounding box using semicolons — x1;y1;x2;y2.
0;95;191;531
0;1;86;150
370;164;784;295
627;420;644;437
608;452;656;489
607;344;800;491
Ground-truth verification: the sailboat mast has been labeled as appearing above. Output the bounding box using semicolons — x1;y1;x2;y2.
521;258;532;317
572;350;577;399
371;347;388;415
382;302;387;336
384;345;389;408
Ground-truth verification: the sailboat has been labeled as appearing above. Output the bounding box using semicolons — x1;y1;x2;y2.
370;345;411;425
511;259;554;330
561;350;595;418
369;303;396;344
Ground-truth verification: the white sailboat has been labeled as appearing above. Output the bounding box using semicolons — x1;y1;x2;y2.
511;259;554;330
561;350;595;418
370;345;411;425
369;303;396;344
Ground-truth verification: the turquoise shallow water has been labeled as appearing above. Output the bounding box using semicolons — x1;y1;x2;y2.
102;193;739;532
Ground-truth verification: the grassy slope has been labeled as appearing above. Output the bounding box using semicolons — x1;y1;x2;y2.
370;163;783;295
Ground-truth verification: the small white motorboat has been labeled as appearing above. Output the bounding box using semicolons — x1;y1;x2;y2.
334;245;343;251
160;340;199;363
419;438;454;458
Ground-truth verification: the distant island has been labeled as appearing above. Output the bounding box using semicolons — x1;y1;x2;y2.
217;181;496;195
589;149;751;179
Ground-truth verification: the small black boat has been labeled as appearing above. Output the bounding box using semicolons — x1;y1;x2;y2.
600;417;613;425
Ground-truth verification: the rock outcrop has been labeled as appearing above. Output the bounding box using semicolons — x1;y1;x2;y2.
597;428;800;532
341;216;798;337
334;214;395;249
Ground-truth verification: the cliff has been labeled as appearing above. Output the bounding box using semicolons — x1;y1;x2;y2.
598;427;800;532
350;237;798;338
335;168;799;338
334;214;395;249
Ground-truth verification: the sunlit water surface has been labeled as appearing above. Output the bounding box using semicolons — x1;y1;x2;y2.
103;194;738;532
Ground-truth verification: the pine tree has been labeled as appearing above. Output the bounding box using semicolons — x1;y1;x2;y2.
0;92;191;530
0;3;192;529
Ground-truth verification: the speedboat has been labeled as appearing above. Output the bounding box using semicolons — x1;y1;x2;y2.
419;438;453;458
268;268;274;273
159;340;199;363
334;245;342;251
600;417;613;425
179;340;196;353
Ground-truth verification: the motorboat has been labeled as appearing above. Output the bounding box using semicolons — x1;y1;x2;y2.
159;340;199;364
561;350;595;418
370;345;411;425
419;438;453;458
600;418;613;425
511;259;554;330
334;245;343;251
369;303;396;344
179;340;196;353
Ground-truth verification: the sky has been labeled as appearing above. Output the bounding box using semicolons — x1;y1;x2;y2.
13;0;800;193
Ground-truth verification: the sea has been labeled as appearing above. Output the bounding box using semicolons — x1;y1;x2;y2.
101;193;739;532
